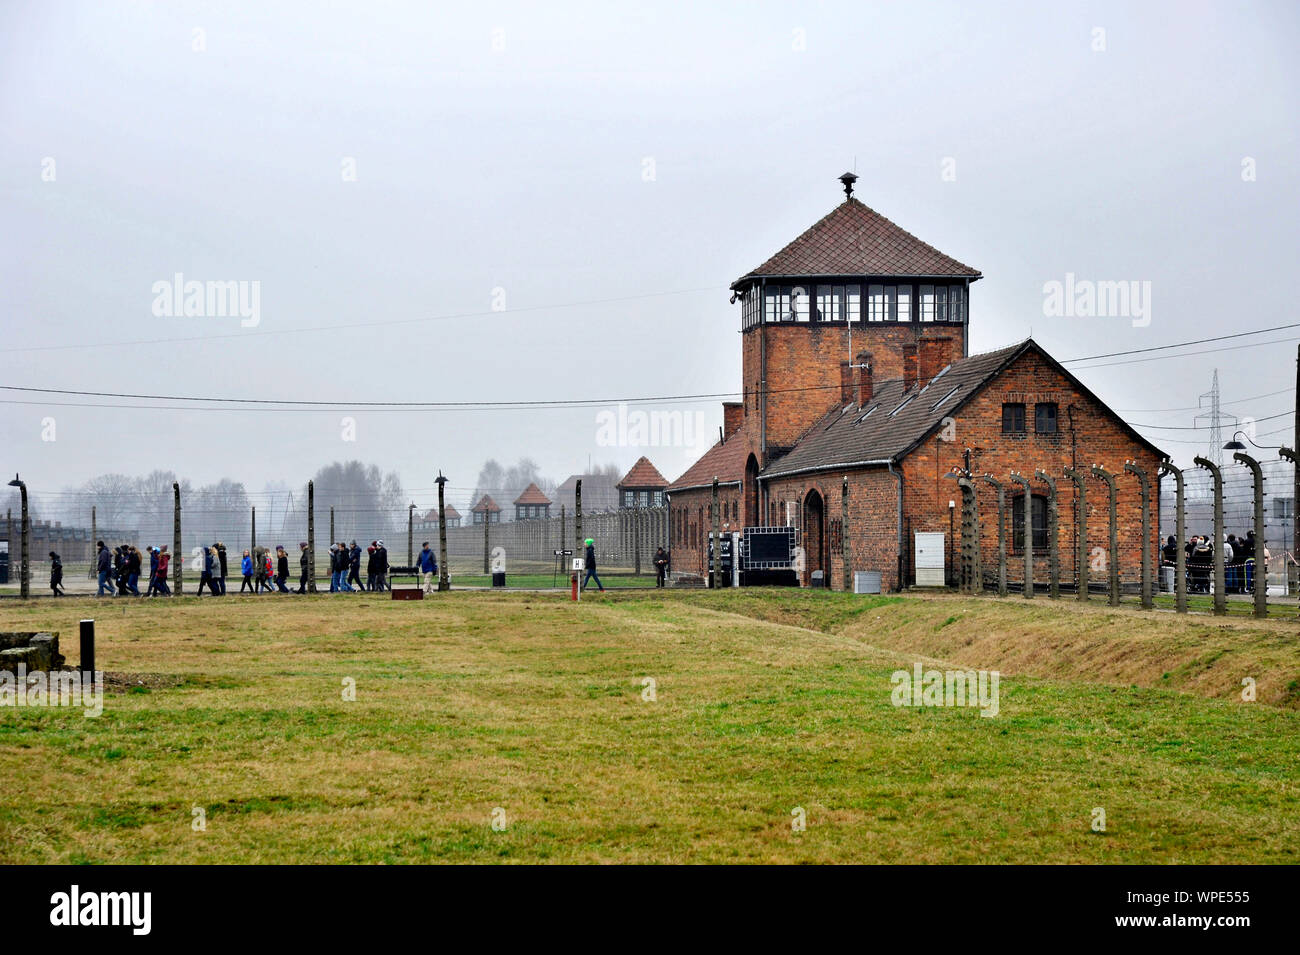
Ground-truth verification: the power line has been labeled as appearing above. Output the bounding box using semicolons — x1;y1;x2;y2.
1061;322;1300;364
0;285;725;355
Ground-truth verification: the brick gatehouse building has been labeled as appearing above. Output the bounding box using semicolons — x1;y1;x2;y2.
666;177;1165;591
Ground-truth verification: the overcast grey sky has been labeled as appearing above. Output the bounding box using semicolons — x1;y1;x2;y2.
2;0;1298;512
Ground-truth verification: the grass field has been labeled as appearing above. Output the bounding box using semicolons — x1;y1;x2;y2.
1;589;1297;863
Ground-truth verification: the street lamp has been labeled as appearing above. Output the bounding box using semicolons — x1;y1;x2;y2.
7;475;29;600
1224;431;1281;452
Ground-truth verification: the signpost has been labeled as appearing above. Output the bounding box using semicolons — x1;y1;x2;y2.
552;548;573;589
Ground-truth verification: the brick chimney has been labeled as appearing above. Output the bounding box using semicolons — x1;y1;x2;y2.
840;361;853;402
902;344;919;392
854;352;873;406
722;401;744;436
919;337;956;388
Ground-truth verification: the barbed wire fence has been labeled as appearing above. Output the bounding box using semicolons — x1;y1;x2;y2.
0;481;669;593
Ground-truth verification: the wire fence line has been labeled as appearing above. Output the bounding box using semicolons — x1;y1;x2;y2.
0;499;669;592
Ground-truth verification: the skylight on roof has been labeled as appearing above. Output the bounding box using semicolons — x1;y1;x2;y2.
930;386;959;411
857;406;877;423
888;395;915;417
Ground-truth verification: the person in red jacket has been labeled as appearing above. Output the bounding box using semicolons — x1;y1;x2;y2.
154;546;172;596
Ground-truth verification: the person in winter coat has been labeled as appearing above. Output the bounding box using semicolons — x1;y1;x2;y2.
275;546;290;592
373;540;389;592
582;538;604;593
347;541;363;592
365;544;377;591
259;550;276;593
216;542;229;595
653;546;669;588
96;542;115;597
49;551;64;596
418;541;437;593
334;543;353;592
145;546;160;597
125;545;142;595
113;546;128;595
198;546;215;596
154;546;172;596
240;550;255;593
297;542;310;593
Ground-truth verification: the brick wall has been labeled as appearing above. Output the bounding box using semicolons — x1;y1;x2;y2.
901;349;1162;591
672;348;1161;593
743;321;968;464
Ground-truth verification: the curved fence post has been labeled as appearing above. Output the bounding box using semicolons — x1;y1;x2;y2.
1123;461;1153;609
1063;467;1088;601
1009;472;1034;598
957;475;980;594
981;475;1007;597
1193;456;1227;615
1158;462;1186;613
1090;465;1120;607
1034;469;1060;599
1232;451;1267;618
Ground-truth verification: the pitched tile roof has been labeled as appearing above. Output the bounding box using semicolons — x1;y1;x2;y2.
443;505;461;520
760;339;1165;479
667;425;753;492
470;495;501;513
732;199;981;288
553;474;619;513
422;505;461;522
512;482;552;506
617;456;669;489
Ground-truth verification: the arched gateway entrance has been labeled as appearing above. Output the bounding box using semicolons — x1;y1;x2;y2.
802;489;825;586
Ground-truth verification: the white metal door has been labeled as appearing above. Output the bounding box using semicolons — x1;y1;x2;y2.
914;532;946;587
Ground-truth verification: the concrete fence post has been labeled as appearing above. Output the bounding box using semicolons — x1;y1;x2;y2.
436;473;449;592
1009;472;1034;598
842;475;852;592
1123;461;1153;609
1034;469;1060;599
1193;456;1227;615
575;480;583;558
307;480;316;593
1089;465;1120;607
172;482;182;594
1063;467;1088;601
957;475;980;594
711;477;720;590
1158;462;1186;613
1232;451;1268;619
981;475;1008;597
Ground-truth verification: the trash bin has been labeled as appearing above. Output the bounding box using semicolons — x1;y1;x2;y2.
492;571;506;588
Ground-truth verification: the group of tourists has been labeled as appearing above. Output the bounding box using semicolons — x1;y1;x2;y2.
90;540;173;597
327;540;401;592
1161;530;1267;594
47;535;647;596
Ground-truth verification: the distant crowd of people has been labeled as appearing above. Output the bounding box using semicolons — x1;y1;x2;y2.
75;539;416;597
1161;530;1268;594
40;535;662;596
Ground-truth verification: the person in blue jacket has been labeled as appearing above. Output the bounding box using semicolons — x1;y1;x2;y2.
240;549;255;593
418;541;438;593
